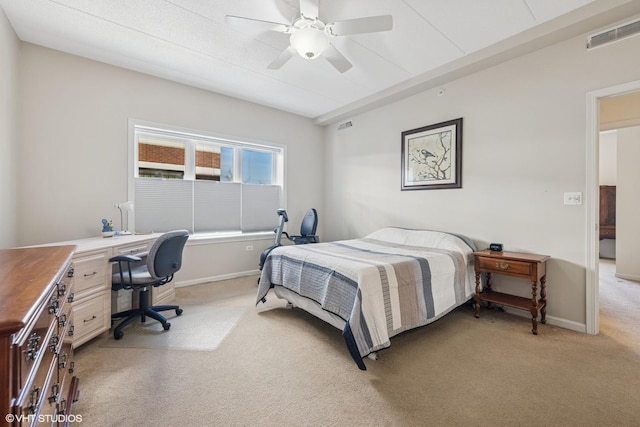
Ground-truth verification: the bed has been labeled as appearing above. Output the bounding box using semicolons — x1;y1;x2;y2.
256;227;477;370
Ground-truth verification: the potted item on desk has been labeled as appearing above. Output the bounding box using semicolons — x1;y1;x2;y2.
101;218;115;237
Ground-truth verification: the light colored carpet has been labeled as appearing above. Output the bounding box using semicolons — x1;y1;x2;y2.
99;304;245;351
72;270;640;426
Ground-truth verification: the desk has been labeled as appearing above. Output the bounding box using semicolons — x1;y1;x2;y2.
49;234;163;347
473;250;550;335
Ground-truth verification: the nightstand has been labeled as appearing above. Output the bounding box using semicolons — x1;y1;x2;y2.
473;250;550;334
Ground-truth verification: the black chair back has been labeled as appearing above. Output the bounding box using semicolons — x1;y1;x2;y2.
299;208;318;237
149;230;189;279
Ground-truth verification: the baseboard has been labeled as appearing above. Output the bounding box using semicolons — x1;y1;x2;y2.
502;307;586;333
615;272;640;281
175;269;260;287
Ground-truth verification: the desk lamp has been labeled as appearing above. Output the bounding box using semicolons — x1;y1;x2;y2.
114;201;134;235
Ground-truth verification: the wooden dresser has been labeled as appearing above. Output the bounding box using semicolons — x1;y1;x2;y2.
599;185;616;239
0;245;79;426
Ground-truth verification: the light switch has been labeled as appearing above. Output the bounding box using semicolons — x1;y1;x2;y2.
564;192;583;205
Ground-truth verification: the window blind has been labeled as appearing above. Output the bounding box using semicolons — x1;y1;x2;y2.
135;178;193;232
194;181;241;232
135;178;280;233
241;184;281;232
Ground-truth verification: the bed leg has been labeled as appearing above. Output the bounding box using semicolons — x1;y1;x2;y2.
367;352;378;361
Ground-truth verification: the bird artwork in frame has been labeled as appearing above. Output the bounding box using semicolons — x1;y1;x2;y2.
401;118;463;190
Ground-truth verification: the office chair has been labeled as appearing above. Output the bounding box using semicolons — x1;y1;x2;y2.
283;208;319;245
109;229;189;340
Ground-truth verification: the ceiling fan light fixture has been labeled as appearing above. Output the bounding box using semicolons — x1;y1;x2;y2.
290;27;330;59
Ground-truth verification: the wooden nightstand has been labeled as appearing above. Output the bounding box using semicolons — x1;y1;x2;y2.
473;250;550;334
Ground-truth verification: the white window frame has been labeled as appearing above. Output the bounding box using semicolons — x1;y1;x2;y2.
127;118;286;240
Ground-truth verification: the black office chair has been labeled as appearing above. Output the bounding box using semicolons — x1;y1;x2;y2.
109;229;189;340
283;208;319;245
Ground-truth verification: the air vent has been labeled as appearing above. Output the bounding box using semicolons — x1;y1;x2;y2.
587;18;640;49
337;120;353;131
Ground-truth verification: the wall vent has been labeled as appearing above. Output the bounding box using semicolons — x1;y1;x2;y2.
337;120;353;131
587;18;640;49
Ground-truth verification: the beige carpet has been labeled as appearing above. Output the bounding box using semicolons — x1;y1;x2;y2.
71;271;640;427
99;305;245;351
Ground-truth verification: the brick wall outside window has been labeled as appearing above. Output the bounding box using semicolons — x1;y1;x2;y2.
139;143;220;168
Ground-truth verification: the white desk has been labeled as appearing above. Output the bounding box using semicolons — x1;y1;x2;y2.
49;233;165;347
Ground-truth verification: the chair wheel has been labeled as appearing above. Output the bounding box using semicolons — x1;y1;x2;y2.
163;322;171;330
114;330;124;340
176;308;183;316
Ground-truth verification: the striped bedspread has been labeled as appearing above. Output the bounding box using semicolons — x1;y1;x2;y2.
257;227;476;370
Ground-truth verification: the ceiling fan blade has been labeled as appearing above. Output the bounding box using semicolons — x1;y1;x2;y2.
224;15;291;33
328;15;393;36
268;46;296;70
323;45;352;73
299;0;319;19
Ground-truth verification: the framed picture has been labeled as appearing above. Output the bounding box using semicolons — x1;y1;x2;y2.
401;118;462;190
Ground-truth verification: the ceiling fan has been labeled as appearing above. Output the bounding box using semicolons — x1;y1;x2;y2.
224;0;393;73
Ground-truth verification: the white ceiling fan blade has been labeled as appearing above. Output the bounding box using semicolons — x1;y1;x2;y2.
224;15;290;33
268;46;296;70
328;15;393;36
299;0;319;19
323;45;352;73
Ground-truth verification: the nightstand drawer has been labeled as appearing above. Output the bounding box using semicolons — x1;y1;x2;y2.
476;256;532;276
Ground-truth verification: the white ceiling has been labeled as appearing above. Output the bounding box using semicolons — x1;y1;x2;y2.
1;0;638;124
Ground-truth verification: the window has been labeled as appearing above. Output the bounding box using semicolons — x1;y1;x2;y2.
130;121;285;235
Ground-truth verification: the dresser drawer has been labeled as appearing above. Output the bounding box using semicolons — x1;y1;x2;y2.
476;256;533;276
58;325;75;378
13;323;58;423
72;293;109;347
599;226;615;239
14;295;59;396
72;250;110;296
57;311;76;414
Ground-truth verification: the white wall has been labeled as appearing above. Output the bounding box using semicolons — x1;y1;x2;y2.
323;27;640;328
16;44;324;281
599;131;617;185
0;8;18;249
615;125;640;281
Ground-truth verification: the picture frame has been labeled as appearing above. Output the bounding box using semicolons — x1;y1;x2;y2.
401;117;462;190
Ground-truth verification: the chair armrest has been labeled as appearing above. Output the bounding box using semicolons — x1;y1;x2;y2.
109;254;142;263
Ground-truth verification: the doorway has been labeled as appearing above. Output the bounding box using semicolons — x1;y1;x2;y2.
586;79;640;335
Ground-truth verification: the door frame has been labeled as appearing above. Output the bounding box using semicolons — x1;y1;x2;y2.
585;79;640;335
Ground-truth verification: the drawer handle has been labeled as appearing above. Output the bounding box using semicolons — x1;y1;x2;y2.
49;296;59;314
48;382;60;404
68;292;75;303
58;282;67;296
496;262;510;270
49;334;60;353
59;352;68;369
84;315;97;323
84;271;98;277
57;398;68;415
25;333;41;361
68;324;75;337
58;313;67;328
67;267;75;278
27;386;41;414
